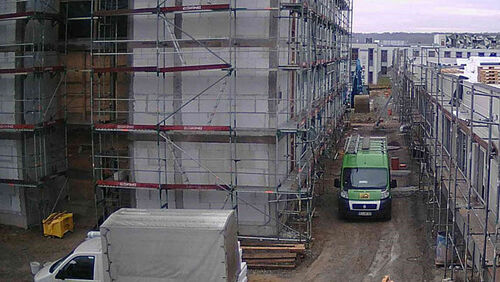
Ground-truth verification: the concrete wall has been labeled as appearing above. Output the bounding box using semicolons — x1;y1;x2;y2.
124;0;348;236
129;0;282;236
130;138;289;236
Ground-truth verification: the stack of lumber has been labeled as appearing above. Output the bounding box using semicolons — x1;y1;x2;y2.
440;68;463;74
240;242;306;269
478;66;500;84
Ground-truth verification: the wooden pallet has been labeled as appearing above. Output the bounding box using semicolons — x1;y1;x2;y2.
478;67;500;84
240;242;306;269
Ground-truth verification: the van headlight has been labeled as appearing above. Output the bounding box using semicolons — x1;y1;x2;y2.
340;190;348;199
381;189;390;199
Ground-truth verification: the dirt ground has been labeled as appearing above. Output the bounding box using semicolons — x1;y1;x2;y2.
0;91;443;281
249;91;443;282
0;217;92;281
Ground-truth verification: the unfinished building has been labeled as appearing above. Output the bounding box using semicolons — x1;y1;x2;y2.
91;0;352;240
393;49;500;281
0;0;67;228
0;0;353;241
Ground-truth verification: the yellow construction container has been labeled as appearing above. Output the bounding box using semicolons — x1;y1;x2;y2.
42;212;74;238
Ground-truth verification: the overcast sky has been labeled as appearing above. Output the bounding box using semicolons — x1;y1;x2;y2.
353;0;500;33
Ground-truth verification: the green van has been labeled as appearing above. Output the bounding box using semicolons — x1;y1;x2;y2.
334;135;396;220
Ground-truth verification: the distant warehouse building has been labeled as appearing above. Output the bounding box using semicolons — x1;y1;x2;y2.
410;47;500;66
352;34;500;85
351;42;404;85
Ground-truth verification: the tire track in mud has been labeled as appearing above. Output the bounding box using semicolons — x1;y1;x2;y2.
300;225;362;281
363;221;401;281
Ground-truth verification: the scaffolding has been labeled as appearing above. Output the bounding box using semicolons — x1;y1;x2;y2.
90;0;352;241
393;48;500;281
0;0;68;228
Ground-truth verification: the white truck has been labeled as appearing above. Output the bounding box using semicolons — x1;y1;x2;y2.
33;209;246;282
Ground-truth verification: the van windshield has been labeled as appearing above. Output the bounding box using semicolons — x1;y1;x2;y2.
343;168;388;189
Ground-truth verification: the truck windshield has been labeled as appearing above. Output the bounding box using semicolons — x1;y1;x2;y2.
343;168;388;189
49;250;74;273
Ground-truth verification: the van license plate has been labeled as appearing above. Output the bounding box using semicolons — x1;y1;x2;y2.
358;212;372;216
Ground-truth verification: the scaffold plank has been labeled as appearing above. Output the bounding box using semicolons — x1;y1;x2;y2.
0;124;35;131
94;4;230;17
0;120;64;132
0;11;60;21
0;66;64;74
93;64;231;73
0;178;38;187
94;124;231;132
96;180;228;190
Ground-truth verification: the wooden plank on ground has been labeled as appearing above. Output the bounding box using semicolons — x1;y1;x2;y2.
247;264;296;269
245;258;296;264
242;252;297;259
241;245;305;254
241;242;301;247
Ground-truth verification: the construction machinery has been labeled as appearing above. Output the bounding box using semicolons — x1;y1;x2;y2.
350;59;370;112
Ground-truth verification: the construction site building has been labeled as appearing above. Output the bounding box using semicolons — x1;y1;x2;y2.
393;48;500;281
88;0;353;241
0;0;353;242
0;0;67;228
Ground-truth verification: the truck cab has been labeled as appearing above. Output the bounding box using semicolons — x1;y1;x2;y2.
335;135;396;220
34;235;103;282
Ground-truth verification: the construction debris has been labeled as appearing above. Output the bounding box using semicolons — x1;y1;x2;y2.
382;275;394;282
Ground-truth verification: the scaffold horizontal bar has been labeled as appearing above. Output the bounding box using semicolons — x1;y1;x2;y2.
0;120;64;132
94;4;230;17
283;57;349;70
0;11;60;21
0;124;35;131
0;66;64;74
94;124;231;132
93;64;231;73
0;178;38;187
96;180;228;190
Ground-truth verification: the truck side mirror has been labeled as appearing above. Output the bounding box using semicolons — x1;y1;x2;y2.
55;270;67;280
390;179;397;188
334;178;341;188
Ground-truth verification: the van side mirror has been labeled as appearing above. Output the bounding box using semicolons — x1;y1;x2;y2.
334;178;341;188
390;179;397;188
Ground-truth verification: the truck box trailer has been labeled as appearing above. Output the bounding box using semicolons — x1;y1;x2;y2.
33;209;241;282
100;209;240;282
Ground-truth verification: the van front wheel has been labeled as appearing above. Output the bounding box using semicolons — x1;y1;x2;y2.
384;207;392;221
338;207;347;220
